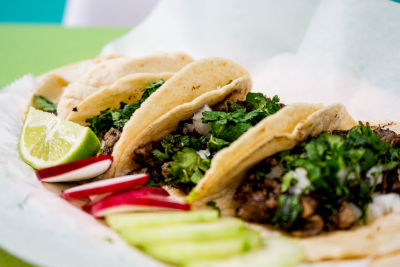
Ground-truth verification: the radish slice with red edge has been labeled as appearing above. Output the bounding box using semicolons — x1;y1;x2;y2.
92;192;189;217
81;186;169;213
35;156;113;182
62;174;150;200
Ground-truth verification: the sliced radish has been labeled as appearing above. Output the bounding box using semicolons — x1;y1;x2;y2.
92;192;189;217
35;156;113;182
61;174;150;200
84;187;170;214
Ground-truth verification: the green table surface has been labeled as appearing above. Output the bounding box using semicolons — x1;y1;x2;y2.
0;24;130;88
0;23;130;267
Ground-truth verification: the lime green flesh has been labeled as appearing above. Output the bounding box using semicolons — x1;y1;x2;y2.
143;229;262;265
121;218;245;246
19;107;100;169
186;237;305;267
106;210;219;231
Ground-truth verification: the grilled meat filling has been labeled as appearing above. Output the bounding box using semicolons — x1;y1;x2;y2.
132;95;283;190
235;126;400;237
97;127;122;156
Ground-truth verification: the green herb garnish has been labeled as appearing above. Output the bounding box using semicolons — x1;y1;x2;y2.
202;93;281;151
277;122;400;224
86;79;165;138
165;147;210;184
34;95;57;112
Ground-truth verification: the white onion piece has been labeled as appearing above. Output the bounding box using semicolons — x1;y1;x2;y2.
265;166;284;179
366;165;396;186
368;193;400;220
192;104;212;138
183;123;195;134
336;167;349;182
289;168;310;195
197;150;210;160
349;202;362;220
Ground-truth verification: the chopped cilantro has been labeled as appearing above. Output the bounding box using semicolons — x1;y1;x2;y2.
277;122;400;223
86;79;165;138
34;95;57;112
153;134;191;161
207;135;231;152
165;147;210;184
201;93;281;151
271;194;302;229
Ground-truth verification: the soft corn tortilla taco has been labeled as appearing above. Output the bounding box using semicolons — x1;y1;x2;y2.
66;72;175;126
24;74;69;118
102;57;252;179
110;76;252;180
190;102;356;213
189;102;400;262
57;52;194;119
107;68;354;207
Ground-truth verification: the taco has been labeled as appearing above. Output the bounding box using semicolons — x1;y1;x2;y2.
190;107;400;262
106;68;354;202
57;52;194;119
79;57;252;177
66;72;175;126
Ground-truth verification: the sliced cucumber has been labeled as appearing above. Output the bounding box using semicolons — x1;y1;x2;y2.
106;210;219;231
120;217;245;246
144;228;262;265
186;237;305;267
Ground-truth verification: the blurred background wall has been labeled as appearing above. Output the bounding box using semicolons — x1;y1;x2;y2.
0;0;159;26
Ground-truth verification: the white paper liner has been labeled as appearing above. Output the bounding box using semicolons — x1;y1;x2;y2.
0;75;163;267
4;0;400;266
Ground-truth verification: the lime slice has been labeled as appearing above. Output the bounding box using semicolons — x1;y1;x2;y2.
19;107;100;169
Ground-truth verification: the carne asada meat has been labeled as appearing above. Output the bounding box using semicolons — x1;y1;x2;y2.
131;94;283;193
332;127;400;148
235;124;400;237
97;128;121;156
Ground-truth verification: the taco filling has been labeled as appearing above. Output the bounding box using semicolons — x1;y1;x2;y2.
234;122;400;237
85;79;166;155
130;93;285;193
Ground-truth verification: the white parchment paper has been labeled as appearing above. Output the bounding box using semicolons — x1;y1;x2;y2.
0;76;163;267
2;0;400;266
103;0;400;122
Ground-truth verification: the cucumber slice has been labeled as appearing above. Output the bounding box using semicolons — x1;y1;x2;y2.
106;210;219;231
186;237;304;267
120;218;245;246
144;228;261;265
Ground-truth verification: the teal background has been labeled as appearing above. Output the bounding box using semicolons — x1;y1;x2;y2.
0;0;67;23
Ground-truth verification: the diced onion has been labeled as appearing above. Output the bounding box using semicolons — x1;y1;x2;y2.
289;168;310;195
368;193;400;221
192;104;212;138
183;123;195;134
366;165;396;186
265;166;284;179
349;202;362;220
336;167;349;181
196;150;211;160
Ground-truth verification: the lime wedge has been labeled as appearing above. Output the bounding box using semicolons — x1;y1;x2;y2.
19;107;100;169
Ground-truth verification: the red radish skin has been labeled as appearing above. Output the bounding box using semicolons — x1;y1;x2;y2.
92;193;189;217
81;187;169;213
35;156;113;182
62;174;150;200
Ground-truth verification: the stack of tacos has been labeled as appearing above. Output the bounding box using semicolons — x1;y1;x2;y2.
28;53;400;265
